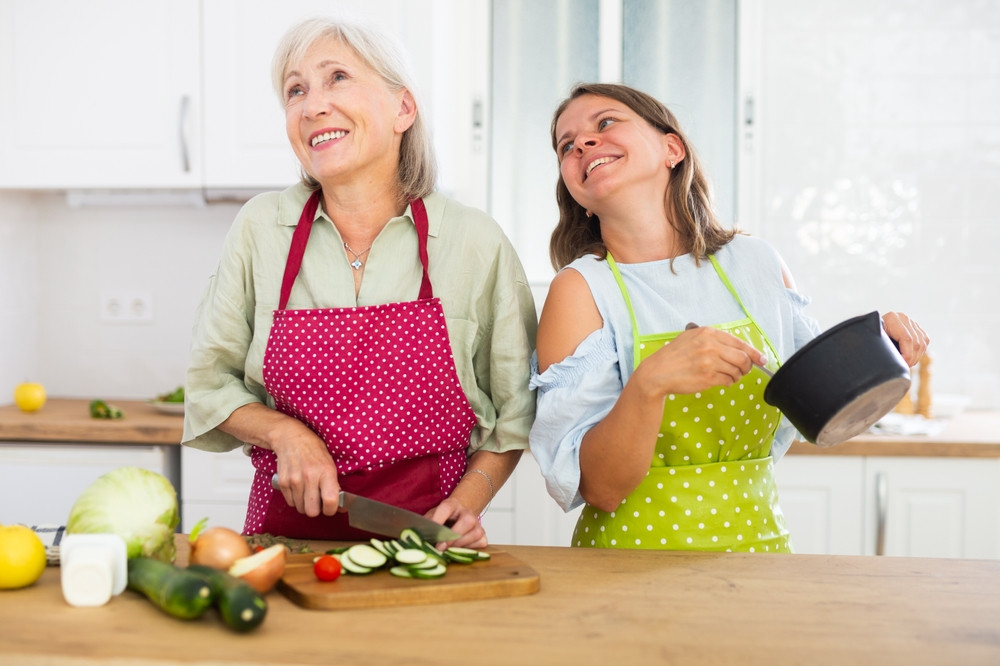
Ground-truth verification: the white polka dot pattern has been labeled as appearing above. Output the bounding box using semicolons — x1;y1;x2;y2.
245;298;477;534
573;317;791;552
243;195;476;536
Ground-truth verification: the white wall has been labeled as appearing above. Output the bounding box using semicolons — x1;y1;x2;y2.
0;194;40;393
1;194;237;400
740;0;1000;409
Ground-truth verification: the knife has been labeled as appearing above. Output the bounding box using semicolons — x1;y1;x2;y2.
270;473;460;542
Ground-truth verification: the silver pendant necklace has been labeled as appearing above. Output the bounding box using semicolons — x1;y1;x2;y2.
343;241;372;270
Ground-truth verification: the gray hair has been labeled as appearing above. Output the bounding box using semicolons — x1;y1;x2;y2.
271;18;437;199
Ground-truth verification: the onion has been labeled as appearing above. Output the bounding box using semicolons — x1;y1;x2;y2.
188;526;252;570
228;544;288;594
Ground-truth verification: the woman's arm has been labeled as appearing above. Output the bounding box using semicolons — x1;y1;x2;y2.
427;448;524;549
219;403;341;518
538;268;768;512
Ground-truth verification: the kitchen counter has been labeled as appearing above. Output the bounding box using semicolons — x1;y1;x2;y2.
1;535;998;665
0;398;183;445
3;398;998;457
789;410;1000;458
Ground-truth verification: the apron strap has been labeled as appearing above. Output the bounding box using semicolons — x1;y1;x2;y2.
278;192;435;310
605;253;643;369
607;251;782;369
409;197;434;301
278;190;321;310
707;254;781;363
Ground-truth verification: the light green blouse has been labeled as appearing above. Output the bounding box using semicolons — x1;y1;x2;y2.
182;183;537;456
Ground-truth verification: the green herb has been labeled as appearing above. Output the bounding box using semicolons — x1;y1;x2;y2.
89;399;124;419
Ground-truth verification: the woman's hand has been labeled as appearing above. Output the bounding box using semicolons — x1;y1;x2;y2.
635;325;769;397
220;403;341;518
882;312;930;366
426;498;487;550
270;423;341;518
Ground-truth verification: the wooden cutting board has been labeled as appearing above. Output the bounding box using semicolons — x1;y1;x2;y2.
277;549;540;610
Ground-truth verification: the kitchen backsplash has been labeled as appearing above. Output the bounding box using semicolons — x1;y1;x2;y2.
0;193;238;400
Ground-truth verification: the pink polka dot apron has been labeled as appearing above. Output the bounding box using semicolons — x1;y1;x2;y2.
247;192;476;539
572;254;792;552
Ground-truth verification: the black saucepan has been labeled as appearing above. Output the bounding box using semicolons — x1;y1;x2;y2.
763;310;911;447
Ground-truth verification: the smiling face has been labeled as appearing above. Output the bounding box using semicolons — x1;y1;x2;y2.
554;93;681;215
282;37;415;190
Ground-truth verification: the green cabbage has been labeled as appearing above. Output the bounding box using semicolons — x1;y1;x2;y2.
66;467;179;562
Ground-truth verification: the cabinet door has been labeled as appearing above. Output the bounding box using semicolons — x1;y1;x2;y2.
864;457;1000;559
773;455;865;555
201;0;490;208
180;447;254;533
0;443;180;526
0;0;201;188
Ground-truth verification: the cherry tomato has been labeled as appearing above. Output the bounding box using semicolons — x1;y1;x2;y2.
313;554;342;582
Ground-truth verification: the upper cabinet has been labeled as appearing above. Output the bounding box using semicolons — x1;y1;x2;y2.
0;0;489;207
0;0;202;188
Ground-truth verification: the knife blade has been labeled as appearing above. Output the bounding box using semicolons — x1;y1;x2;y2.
269;473;460;542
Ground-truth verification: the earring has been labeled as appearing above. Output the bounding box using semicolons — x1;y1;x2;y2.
585;210;593;218
669;160;675;169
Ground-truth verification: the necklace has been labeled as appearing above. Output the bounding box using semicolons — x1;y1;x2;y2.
343;241;373;270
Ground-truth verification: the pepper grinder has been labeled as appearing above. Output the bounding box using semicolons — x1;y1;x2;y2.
916;353;933;418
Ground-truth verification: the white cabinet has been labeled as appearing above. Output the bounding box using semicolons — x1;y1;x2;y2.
180;446;253;533
0;0;490;206
773;455;865;555
0;442;180;526
864;457;1000;559
0;0;202;189
201;0;490;208
775;454;1000;559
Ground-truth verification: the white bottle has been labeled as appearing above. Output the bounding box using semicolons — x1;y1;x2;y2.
60;534;128;607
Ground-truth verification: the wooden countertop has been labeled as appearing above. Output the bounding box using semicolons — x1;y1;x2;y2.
1;535;997;665
789;410;1000;458
0;398;183;445
2;398;998;458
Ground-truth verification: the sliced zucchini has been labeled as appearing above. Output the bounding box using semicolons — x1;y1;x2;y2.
339;551;373;575
389;566;414;578
393;548;428;566
407;557;441;570
345;544;387;570
369;539;392;558
411;563;447;579
445;546;481;557
399;528;424;548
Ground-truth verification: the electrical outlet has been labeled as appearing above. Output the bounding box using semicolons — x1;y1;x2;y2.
100;291;153;323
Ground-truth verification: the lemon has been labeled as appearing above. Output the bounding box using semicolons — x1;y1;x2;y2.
14;382;46;412
0;525;47;589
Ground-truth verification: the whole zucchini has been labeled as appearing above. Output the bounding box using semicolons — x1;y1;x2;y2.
187;564;268;632
127;557;215;620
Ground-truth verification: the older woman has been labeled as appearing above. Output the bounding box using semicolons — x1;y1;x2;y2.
183;18;536;548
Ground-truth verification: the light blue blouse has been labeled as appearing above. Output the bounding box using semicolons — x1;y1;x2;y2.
529;235;822;512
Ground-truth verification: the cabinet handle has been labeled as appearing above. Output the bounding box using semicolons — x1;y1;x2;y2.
179;95;191;173
875;471;888;556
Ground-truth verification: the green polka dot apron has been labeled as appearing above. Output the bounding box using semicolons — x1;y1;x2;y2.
572;254;792;552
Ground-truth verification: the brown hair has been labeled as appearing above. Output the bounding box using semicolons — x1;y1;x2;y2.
272;18;436;201
548;83;736;271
